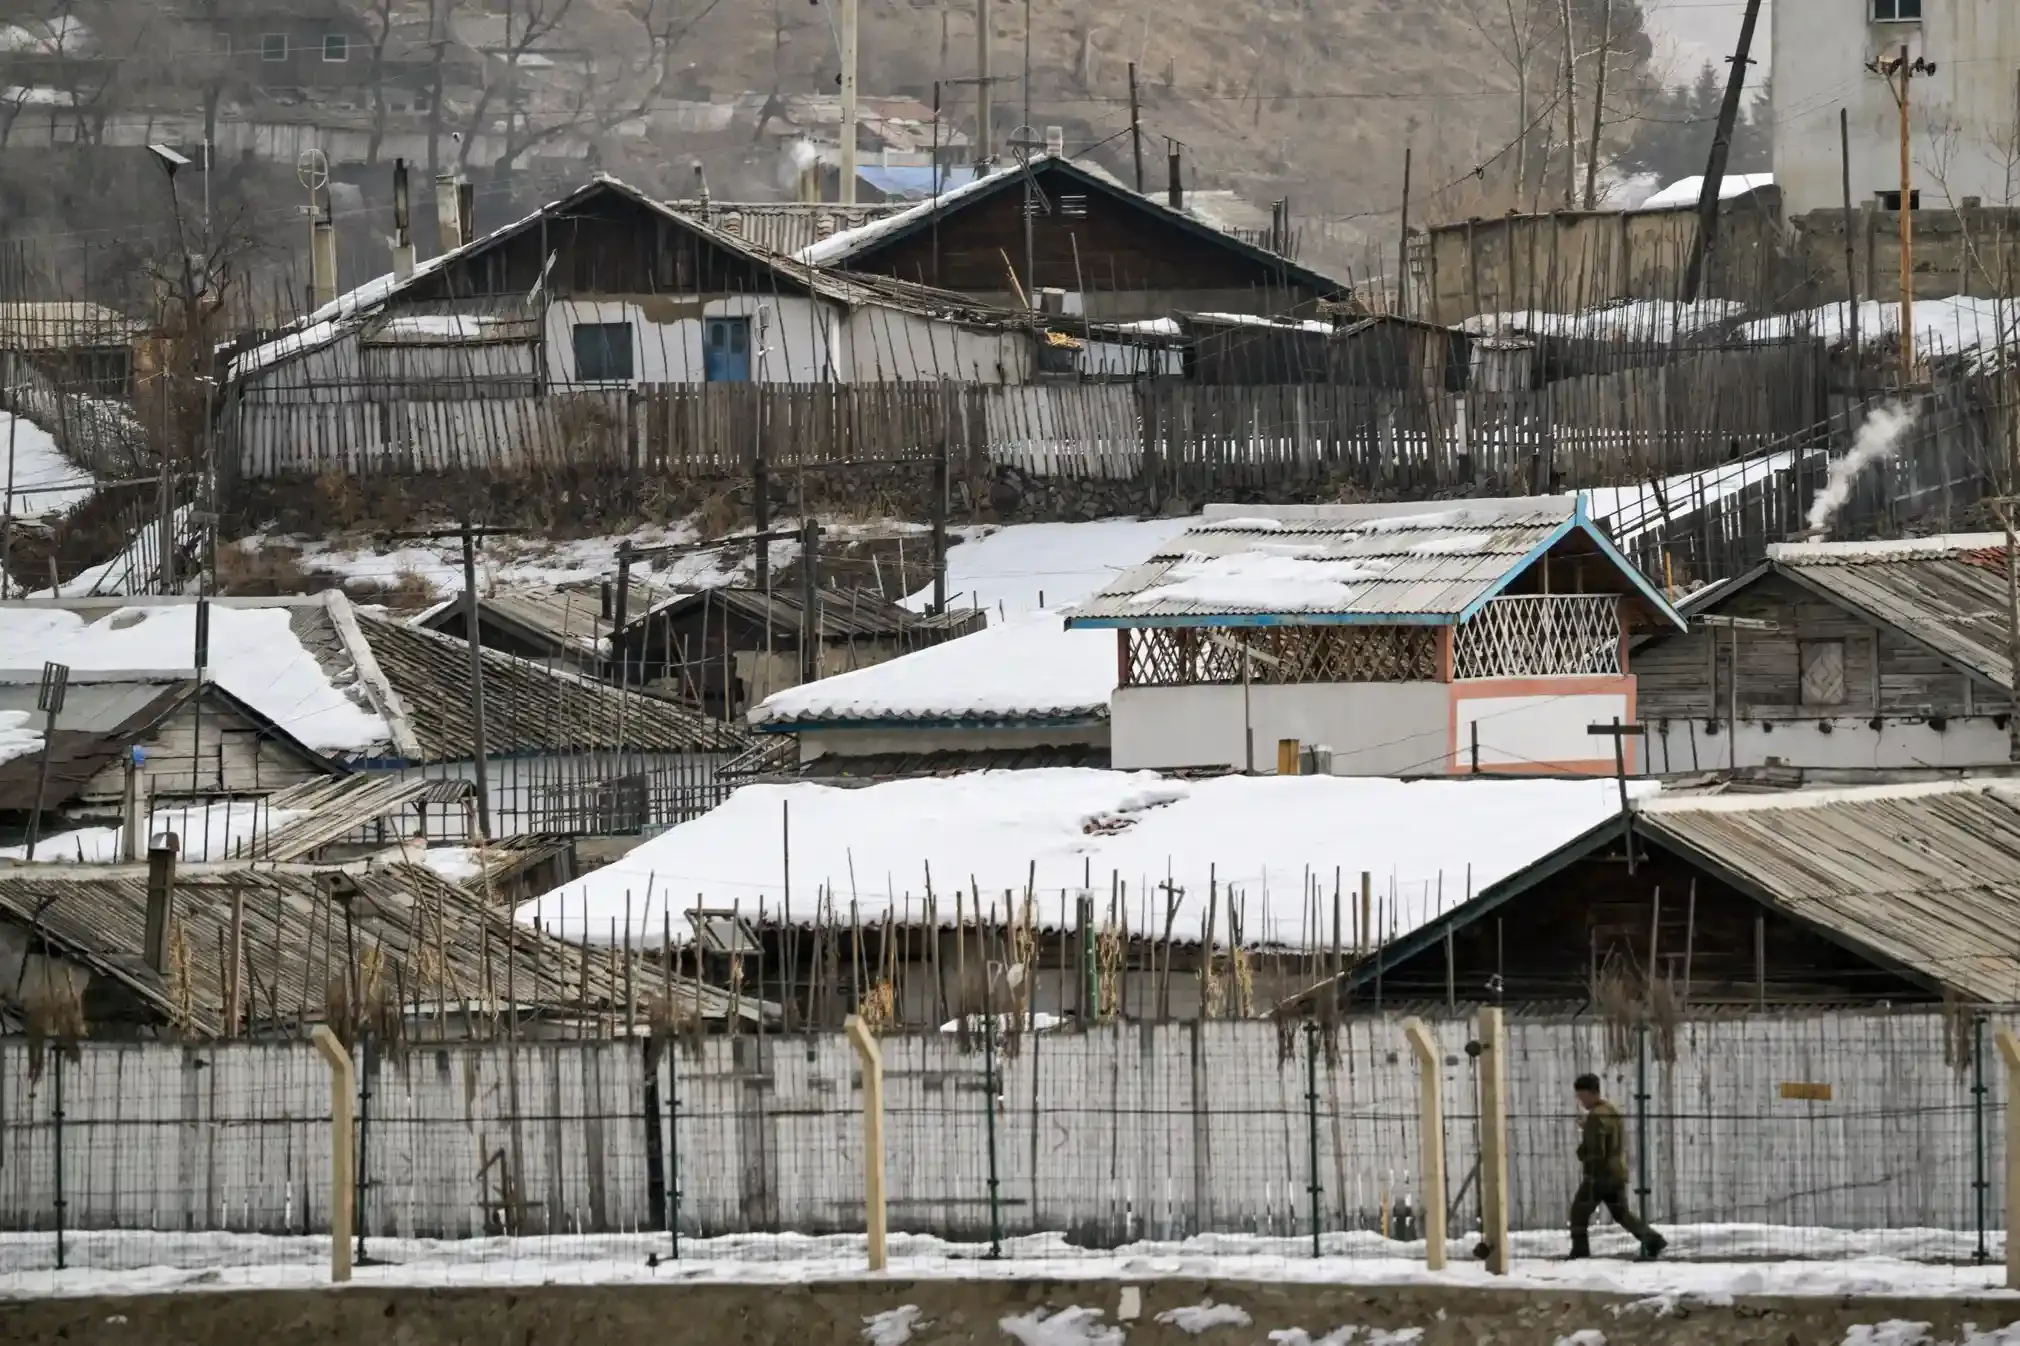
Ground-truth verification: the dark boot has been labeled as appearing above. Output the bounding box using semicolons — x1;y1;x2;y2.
1636;1233;1667;1262
1567;1237;1591;1260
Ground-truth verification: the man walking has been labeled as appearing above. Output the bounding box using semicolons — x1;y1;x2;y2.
1570;1073;1665;1260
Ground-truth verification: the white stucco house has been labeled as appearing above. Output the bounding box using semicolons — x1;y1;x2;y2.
1773;0;2020;216
1065;499;1687;777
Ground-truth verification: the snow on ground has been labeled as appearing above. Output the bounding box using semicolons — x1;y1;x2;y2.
0;409;97;518
0;801;303;863
1460;300;1746;343
1584;450;1800;545
900;516;1201;621
520;772;1655;946
35;504;191;598
0;1226;2012;1300
1739;297;2014;359
0;708;41;766
0;605;388;754
253;518;815;600
750;613;1115;725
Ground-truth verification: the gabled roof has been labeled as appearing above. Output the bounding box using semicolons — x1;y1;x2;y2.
631;585;984;643
795;155;1351;298
415;581;676;661
1333;780;2020;1005
1665;534;2016;690
1065;497;1686;630
231;175;1034;381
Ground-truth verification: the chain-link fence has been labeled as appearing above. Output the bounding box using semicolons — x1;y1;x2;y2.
0;1009;2008;1292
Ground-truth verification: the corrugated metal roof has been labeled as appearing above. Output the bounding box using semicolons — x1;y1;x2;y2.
643;585;986;641
418;582;675;658
1764;535;2014;690
1067;497;1584;625
1638;782;2020;1003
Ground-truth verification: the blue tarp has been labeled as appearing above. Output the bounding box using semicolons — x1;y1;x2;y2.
856;164;983;200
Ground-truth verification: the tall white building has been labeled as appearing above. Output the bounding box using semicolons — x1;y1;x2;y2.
1773;0;2020;217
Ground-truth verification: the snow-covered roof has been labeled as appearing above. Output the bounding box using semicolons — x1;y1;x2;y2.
749;613;1114;728
1637;172;1774;211
898;516;1203;620
0;599;392;756
796;159;1029;266
519;770;1658;947
1765;533;2008;566
1738;297;2015;362
0;708;41;767
1067;498;1684;629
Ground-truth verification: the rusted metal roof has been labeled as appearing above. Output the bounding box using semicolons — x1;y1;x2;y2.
1637;781;2020;1003
1068;497;1682;629
1762;535;2015;690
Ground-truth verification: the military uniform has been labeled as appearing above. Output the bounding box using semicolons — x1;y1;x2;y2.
1569;1099;1664;1258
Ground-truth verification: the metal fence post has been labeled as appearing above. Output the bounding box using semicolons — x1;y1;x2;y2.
1975;1014;1990;1265
844;1015;887;1273
642;1036;667;1233
1634;1022;1651;1221
310;1026;355;1284
1303;1020;1322;1258
355;1031;373;1264
668;1036;682;1260
52;1046;66;1272
984;1003;1002;1258
1475;1007;1510;1275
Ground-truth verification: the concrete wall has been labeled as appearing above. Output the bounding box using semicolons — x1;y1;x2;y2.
1453;677;1634;773
1774;0;2020;217
1792;205;2020;304
1110;683;1450;774
1642;712;2014;772
797;721;1108;763
0;1012;1995;1247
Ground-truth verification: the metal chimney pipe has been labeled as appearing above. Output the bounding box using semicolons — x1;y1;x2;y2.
435;172;462;254
1166;143;1182;211
310;213;338;311
144;833;180;974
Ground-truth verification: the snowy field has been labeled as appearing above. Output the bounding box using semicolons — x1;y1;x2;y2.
0;1227;2012;1301
902;517;1201;621
0;409;98;518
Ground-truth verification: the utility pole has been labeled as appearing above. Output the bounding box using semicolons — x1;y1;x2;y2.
1679;0;1764;304
1558;0;1578;208
1869;44;1938;378
839;0;859;204
799;517;822;686
975;0;992;164
1127;62;1145;193
390;524;520;837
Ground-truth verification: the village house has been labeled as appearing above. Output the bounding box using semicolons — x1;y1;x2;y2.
1315;779;2020;1013
796;155;1351;322
227;174;1041;480
0;592;752;840
612;585;984;719
0;670;337;849
1633;535;2020;773
747;612;1114;777
413;580;673;678
1066;498;1684;776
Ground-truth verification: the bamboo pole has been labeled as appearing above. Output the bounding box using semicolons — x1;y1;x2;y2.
844;1014;887;1271
1401;1017;1447;1270
310;1024;355;1283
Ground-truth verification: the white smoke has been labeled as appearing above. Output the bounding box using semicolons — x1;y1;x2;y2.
1804;401;1918;541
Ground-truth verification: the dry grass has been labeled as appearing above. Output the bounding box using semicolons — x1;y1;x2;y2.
214;540;313;595
346;567;439;614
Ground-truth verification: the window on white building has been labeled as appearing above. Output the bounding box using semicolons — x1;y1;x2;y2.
1876;189;1922;210
1873;0;1922;21
260;33;287;61
573;322;634;381
323;34;349;62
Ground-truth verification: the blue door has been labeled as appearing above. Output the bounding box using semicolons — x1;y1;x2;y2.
703;317;751;381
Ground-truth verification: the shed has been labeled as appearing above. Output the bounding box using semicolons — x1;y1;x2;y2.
413;580;674;675
1633;535;2020;773
615;585;985;719
747;612;1115;776
1313;779;2020;1011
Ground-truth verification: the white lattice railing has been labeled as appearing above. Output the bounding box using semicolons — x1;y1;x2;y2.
1454;594;1623;679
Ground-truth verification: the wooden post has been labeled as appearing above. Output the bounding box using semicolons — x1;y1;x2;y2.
1401;1017;1447;1270
844;1014;887;1271
1476;1006;1510;1275
1997;1026;2020;1290
311;1024;355;1283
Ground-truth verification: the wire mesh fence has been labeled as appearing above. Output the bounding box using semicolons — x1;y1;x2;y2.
0;1009;2009;1291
